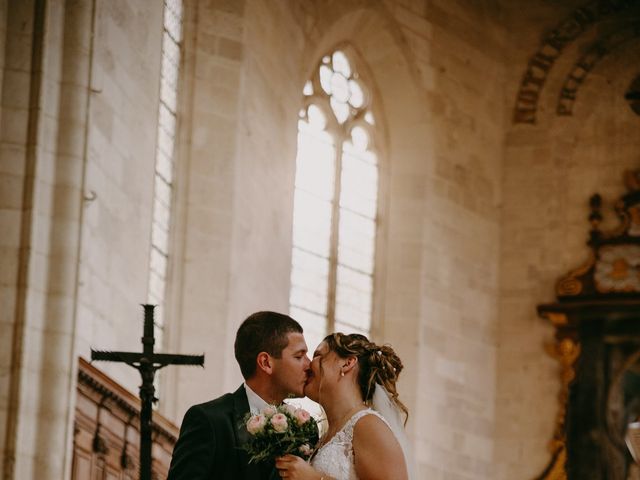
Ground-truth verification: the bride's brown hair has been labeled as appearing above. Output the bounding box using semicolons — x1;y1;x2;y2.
323;332;408;424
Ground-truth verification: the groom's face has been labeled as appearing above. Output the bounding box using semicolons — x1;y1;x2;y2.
271;332;310;398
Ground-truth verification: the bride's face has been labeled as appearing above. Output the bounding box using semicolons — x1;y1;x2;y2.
303;341;341;402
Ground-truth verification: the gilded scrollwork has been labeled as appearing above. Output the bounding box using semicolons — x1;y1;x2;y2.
555;251;595;297
535;336;581;480
543;312;568;327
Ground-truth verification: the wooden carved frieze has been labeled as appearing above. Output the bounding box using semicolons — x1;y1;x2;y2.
72;358;178;480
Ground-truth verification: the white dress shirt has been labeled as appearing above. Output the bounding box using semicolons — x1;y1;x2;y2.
243;382;271;414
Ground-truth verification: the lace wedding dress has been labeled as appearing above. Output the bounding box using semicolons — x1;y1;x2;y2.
311;409;388;480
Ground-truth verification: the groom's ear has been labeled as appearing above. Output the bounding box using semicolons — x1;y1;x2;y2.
256;352;274;375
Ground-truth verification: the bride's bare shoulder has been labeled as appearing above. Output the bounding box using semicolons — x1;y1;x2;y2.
352;412;394;441
352;413;407;480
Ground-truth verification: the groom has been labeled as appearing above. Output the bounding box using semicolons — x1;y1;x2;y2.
167;311;310;479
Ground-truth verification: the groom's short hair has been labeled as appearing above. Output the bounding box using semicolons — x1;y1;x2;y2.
234;311;303;379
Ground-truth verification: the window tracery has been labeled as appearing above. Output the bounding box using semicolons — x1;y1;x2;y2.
289;48;380;350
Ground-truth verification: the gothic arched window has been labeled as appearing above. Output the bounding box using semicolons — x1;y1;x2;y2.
289;48;380;351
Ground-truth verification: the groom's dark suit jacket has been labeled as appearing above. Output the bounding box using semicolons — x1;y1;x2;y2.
167;385;277;480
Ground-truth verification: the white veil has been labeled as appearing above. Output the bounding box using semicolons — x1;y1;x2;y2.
371;384;415;480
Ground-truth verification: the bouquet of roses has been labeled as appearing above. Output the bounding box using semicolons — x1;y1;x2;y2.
243;404;319;464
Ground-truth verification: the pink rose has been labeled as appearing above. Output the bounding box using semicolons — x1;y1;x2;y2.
298;444;313;456
294;408;311;425
261;405;277;417
246;414;267;435
270;413;288;433
283;404;298;416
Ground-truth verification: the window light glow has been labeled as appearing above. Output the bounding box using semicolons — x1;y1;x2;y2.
147;0;184;346
289;49;379;353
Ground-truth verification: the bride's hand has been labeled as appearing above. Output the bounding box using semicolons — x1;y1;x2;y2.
275;455;323;480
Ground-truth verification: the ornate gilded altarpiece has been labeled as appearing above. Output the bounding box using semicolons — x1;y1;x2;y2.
536;170;640;480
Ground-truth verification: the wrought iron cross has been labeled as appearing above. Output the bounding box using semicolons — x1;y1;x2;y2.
91;304;204;480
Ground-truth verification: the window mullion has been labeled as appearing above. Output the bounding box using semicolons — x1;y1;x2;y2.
326;132;345;333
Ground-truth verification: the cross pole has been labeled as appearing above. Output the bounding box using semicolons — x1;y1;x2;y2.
91;304;204;480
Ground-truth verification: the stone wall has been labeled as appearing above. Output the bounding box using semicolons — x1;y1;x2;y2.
158;0;309;420
414;2;506;477
74;0;162;389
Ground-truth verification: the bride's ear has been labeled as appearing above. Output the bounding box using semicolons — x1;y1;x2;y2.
342;356;358;374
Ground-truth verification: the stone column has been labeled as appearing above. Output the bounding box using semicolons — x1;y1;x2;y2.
1;0;95;478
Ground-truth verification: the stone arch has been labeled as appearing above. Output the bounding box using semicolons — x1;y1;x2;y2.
512;1;640;124
298;4;435;457
556;23;640;116
567;37;640;122
301;6;431;170
528;33;640;129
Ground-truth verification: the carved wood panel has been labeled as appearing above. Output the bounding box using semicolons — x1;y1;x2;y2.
72;358;178;480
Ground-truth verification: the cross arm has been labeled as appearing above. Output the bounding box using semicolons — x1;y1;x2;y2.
91;350;204;368
151;353;205;367
91;350;145;365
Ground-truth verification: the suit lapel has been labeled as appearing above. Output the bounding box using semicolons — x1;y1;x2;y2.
233;386;250;446
232;385;263;479
232;385;281;480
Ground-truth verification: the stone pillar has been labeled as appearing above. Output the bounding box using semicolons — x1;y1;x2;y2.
1;0;49;476
1;0;94;478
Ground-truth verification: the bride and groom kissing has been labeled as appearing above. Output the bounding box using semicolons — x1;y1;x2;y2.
167;311;412;480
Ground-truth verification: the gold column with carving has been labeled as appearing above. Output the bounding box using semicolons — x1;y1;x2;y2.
535;312;580;480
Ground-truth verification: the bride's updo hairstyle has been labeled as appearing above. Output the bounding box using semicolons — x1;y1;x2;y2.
323;332;408;423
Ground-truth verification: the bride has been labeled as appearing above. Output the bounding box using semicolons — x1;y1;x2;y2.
275;333;412;480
